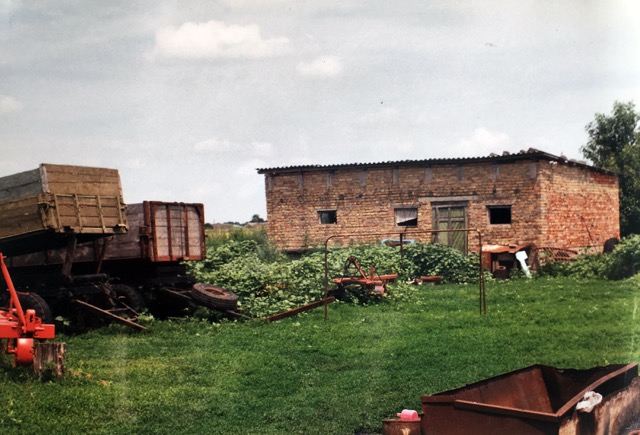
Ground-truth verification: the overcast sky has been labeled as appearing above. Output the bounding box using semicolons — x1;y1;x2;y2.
1;1;638;223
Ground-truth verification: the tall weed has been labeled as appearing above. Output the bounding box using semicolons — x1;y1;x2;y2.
188;238;480;317
537;234;640;281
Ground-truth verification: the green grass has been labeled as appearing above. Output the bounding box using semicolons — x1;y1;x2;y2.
1;277;640;434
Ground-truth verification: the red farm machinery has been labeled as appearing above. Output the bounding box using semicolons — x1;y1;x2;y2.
0;253;55;365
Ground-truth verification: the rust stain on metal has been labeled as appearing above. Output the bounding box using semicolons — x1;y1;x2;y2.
332;256;398;297
420;363;639;435
322;228;486;319
264;297;336;322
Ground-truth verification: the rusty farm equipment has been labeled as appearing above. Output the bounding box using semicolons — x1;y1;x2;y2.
0;253;55;366
332;256;398;300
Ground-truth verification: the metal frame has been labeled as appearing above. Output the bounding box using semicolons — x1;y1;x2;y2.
322;228;485;320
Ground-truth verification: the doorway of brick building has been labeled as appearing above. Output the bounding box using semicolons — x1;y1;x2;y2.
432;203;468;252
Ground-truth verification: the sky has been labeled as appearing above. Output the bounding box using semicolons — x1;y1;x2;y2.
1;1;638;223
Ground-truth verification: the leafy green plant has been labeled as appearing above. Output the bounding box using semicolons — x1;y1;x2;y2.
537;235;640;281
402;243;479;284
604;234;640;279
187;240;484;317
567;253;609;280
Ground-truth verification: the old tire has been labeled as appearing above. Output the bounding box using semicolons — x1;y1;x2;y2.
112;284;146;312
17;292;53;324
190;283;238;310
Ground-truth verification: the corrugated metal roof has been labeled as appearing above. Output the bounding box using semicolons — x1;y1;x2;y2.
256;148;614;175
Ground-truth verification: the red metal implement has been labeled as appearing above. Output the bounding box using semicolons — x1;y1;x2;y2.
0;253;55;365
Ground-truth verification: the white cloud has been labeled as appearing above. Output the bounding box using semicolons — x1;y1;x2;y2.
222;0;289;8
150;20;290;60
0;1;21;15
237;158;266;177
236;159;266;199
296;56;343;77
194;137;236;153
456;128;511;156
356;106;400;125
194;138;273;159
123;159;146;169
250;141;273;157
0;95;22;114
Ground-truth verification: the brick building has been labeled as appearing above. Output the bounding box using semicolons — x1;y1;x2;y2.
257;149;619;258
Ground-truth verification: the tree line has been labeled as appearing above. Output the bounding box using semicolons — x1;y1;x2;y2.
582;101;639;237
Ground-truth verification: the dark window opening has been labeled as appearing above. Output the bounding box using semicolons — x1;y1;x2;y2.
488;206;512;224
395;207;418;227
318;210;337;224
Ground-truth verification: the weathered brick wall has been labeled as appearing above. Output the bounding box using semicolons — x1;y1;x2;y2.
537;163;619;249
263;159;619;252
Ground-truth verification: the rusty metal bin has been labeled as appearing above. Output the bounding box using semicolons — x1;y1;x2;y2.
421;363;640;435
382;419;421;435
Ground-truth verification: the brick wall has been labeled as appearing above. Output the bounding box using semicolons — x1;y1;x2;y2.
263;158;619;252
538;163;620;249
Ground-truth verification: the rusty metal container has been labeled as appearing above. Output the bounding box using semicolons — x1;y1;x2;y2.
382;419;421;435
421;363;639;435
0;164;127;255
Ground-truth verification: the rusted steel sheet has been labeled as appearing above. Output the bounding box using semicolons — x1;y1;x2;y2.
420;363;639;435
0;164;127;255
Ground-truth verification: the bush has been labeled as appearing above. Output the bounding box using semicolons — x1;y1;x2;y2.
403;243;480;284
537;235;640;280
604;234;640;280
187;239;482;317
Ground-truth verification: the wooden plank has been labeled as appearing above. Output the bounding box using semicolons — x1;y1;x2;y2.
42;164;123;197
0;173;43;203
0;165;127;250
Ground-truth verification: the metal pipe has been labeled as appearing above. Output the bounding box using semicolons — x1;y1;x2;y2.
0;253;27;331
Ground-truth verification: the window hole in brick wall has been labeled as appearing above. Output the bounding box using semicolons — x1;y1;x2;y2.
395;207;418;227
318;210;337;224
488;205;512;224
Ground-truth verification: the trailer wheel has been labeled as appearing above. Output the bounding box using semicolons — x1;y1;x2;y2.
17;292;53;324
112;284;145;313
190;283;238;310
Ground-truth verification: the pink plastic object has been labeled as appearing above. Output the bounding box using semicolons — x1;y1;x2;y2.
396;409;419;421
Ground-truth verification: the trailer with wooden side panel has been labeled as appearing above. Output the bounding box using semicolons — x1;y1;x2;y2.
7;201;237;317
0;163;128;256
0;164;145;331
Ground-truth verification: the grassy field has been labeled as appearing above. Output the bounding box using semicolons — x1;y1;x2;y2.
1;276;640;434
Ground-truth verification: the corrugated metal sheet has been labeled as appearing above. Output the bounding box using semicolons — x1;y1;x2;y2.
257;148;610;175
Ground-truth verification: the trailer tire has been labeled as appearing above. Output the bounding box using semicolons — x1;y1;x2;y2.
112;284;146;313
18;292;53;324
190;283;238;310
